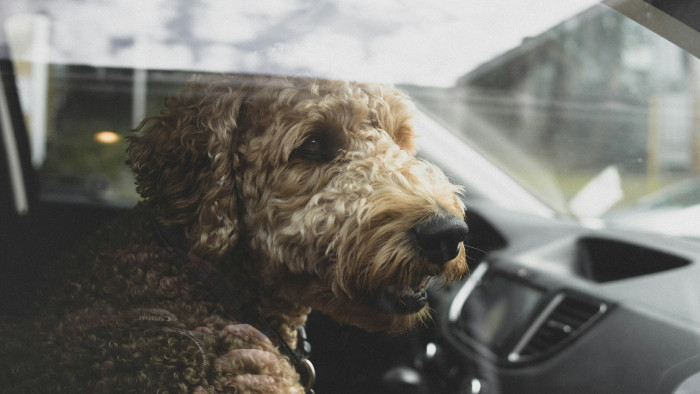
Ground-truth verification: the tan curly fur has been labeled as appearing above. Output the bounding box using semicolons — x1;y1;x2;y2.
0;75;468;392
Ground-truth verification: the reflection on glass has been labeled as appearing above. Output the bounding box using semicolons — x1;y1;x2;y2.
458;273;544;356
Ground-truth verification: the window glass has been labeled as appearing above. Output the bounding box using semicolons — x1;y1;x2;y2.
2;1;699;238
407;5;700;224
23;65;187;206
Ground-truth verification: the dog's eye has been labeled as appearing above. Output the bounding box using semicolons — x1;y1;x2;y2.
294;135;328;161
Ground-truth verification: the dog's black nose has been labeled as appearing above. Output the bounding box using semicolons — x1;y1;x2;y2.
413;215;469;265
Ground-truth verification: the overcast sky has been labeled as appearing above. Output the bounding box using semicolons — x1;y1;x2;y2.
3;0;598;86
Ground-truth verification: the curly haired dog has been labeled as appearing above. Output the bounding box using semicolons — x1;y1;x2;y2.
0;75;469;392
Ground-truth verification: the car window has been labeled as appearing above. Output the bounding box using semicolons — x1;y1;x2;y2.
2;0;699;239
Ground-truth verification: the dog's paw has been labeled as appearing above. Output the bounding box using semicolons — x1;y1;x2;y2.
207;324;304;393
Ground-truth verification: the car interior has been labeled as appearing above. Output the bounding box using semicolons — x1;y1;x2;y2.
3;1;700;393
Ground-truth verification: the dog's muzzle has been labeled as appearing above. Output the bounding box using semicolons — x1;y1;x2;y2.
412;214;469;265
367;276;433;314
364;214;468;315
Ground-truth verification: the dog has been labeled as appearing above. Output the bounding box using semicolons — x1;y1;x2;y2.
0;75;469;392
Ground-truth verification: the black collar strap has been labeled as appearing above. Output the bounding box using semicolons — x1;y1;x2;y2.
267;325;315;393
150;217;315;392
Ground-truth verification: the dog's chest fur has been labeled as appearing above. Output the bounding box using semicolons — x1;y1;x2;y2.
0;204;308;391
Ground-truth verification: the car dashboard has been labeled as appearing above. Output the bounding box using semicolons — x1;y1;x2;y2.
424;200;700;394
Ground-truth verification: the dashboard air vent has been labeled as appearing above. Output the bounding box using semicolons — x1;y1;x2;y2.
508;293;607;362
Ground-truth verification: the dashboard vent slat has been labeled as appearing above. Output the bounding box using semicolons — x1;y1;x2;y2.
509;294;606;362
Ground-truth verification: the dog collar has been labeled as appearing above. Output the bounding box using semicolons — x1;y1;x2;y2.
150;216;316;392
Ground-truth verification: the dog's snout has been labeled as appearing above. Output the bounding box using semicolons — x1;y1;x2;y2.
413;215;469;265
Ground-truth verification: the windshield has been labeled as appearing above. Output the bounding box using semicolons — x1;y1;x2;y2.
2;0;698;238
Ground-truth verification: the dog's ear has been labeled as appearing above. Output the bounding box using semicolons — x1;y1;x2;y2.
370;86;417;155
127;76;251;259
